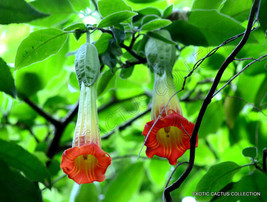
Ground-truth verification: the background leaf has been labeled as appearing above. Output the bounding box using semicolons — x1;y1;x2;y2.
0;0;48;24
242;146;257;159
195;161;240;201
192;0;224;9
15;29;67;69
0;159;42;202
98;0;132;17
103;162;144;202
141;19;171;31
0;139;50;184
71;183;98;202
0;58;16;97
98;11;138;28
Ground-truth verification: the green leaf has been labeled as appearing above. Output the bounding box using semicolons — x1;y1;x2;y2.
0;159;42;202
148;160;170;187
0;127;9;141
237;74;265;103
0;139;50;184
69;0;90;11
163;4;173;18
30;0;74;27
16;72;43;98
259;0;267;31
75;43;100;87
195;161;240;201
141;15;158;25
98;0;132;17
189;10;246;46
213;170;267;201
242;146;257;159
166;20;208;46
192;0;224;9
147;31;177;45
127;0;161;3
141;19;171;31
224;91;245;129
198;101;224;137
71;183;98;202
9;102;38;126
0;58;16;98
95;33;113;55
205;53;225;70
166;10;249;46
138;7;161;17
220;0;252;22
112;28;126;44
15;29;67;69
0;0;48;24
120;66;134;79
254;76;267;109
64;23;87;31
103;162;144;202
98;11;138;28
101;52;117;68
97;69;115;96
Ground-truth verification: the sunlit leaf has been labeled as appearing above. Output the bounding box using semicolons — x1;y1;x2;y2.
71;183;98;202
98;0;132;17
198;101;224;137
69;0;90;11
138;7;161;17
220;0;252;21
103;162;144;202
97;69;115;96
15;29;67;69
192;0;224;9
30;0;74;27
95;33;113;54
141;19;171;31
127;0;161;3
98;11;138;28
163;4;173;18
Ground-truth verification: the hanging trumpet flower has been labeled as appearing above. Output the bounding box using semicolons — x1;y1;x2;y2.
142;30;198;165
61;35;111;184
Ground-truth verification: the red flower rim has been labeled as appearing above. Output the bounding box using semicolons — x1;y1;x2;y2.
61;142;111;184
142;111;198;165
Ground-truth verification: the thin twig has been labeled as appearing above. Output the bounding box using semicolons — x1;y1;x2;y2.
205;138;219;161
120;43;147;62
263;148;267;172
213;54;267;97
222;94;266;115
164;1;261;201
112;155;148;160
23;98;61;127
102;108;151;140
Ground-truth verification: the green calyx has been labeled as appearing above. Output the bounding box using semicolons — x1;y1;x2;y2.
145;30;177;76
75;43;100;88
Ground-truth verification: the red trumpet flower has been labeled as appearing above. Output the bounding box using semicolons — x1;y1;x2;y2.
61;83;111;184
142;72;198;165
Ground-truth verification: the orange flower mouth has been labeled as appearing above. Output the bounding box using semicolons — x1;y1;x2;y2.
142;111;198;165
61;142;111;184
